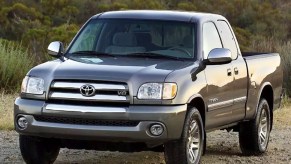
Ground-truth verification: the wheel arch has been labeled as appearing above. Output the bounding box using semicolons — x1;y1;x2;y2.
187;94;206;126
258;83;274;130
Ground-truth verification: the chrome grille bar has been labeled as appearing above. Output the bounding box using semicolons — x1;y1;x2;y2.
49;92;128;102
45;104;127;113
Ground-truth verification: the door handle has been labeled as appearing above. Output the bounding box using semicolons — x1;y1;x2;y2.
227;68;232;76
234;67;239;75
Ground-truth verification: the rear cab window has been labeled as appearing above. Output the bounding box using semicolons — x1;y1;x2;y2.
202;22;222;59
216;20;239;59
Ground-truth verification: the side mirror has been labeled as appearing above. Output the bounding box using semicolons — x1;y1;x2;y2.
206;48;232;64
48;41;64;58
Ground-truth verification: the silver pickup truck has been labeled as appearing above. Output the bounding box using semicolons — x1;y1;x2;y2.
14;10;283;164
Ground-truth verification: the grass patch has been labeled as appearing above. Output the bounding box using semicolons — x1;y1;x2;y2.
0;39;34;93
0;93;17;130
274;97;291;128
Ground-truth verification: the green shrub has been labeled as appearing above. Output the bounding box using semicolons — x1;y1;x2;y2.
278;41;291;96
0;39;34;93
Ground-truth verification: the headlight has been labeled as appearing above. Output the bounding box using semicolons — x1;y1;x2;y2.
137;83;177;100
137;83;162;99
21;76;44;95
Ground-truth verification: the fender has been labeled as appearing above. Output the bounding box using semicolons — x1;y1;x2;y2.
248;82;273;120
187;94;203;103
187;94;207;112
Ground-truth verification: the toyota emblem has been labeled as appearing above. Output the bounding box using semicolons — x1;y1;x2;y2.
80;84;95;97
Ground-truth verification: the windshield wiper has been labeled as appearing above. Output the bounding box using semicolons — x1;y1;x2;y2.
70;51;116;57
125;52;183;60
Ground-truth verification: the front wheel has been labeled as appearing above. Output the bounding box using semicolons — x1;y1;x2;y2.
19;135;60;164
239;98;271;155
164;107;204;164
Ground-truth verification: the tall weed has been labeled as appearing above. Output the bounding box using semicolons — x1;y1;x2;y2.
0;39;34;92
0;92;16;130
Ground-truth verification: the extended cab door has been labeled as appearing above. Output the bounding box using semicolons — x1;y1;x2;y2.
203;22;235;129
216;20;248;122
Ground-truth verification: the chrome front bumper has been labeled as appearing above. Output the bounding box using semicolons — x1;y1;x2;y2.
14;98;187;142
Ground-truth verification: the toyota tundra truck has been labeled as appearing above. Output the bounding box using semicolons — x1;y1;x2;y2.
14;10;283;164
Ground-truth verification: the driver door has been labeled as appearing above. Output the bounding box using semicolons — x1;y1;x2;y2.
202;22;235;130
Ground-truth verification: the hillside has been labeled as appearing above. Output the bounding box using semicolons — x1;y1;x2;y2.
0;0;290;94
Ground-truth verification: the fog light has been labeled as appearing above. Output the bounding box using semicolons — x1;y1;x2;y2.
17;117;28;129
149;124;164;136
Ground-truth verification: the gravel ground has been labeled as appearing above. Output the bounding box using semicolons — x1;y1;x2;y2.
1;110;291;164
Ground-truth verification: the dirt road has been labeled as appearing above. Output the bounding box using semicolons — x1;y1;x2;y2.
1;109;291;164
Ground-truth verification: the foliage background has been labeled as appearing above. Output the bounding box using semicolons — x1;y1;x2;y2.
0;0;290;94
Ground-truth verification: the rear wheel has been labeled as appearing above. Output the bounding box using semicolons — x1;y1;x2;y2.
19;135;60;164
164;107;204;164
239;98;271;155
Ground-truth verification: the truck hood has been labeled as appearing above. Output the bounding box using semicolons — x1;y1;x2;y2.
28;57;192;95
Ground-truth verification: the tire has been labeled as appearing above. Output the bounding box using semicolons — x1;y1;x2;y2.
239;98;271;155
19;135;60;164
164;107;204;164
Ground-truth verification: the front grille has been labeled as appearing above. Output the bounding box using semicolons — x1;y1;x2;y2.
34;116;139;127
48;80;130;105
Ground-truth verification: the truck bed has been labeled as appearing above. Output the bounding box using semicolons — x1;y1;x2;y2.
242;52;274;57
242;52;282;119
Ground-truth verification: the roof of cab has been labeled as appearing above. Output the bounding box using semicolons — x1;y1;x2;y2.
95;10;225;22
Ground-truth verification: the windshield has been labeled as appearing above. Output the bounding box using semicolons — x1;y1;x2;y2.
67;19;196;60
